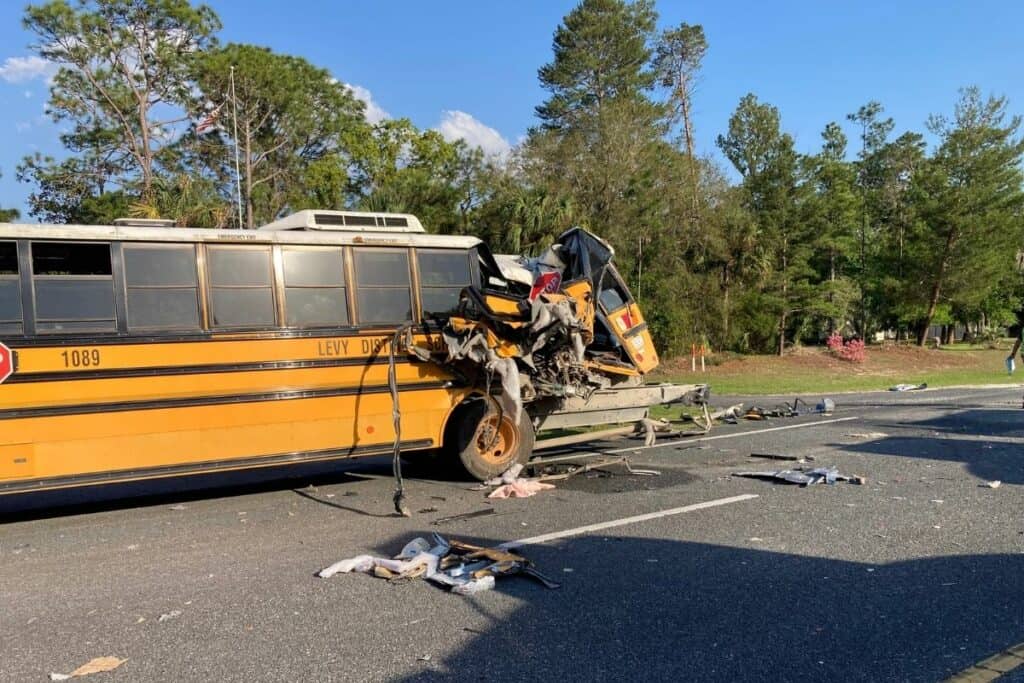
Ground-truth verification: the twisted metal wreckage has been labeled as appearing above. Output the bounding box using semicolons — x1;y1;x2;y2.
387;227;710;514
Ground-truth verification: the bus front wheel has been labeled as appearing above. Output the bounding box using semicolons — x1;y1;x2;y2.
447;399;534;481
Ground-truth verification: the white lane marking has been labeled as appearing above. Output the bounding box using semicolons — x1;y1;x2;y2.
604;415;861;454
500;493;759;549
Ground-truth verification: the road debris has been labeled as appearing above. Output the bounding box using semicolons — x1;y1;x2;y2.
157;610;182;622
488;479;555;499
482;462;556;498
982;480;1002;489
49;657;126;680
317;533;560;594
889;383;927;391
844;432;889;439
431;509;496;526
733;466;866;486
749;453;814;462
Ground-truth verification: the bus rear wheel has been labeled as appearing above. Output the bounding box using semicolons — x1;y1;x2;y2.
447;399;534;481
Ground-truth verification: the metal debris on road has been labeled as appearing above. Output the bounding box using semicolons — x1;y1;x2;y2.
889;383;927;391
49;656;127;680
749;453;813;462
526;453;660;482
317;532;560;595
430;509;496;525
733;466;866;486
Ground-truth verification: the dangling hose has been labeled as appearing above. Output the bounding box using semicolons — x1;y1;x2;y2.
388;324;413;517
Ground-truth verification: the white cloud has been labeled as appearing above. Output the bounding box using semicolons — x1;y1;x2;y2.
435;110;511;159
344;83;390;124
0;56;56;84
15;121;31;132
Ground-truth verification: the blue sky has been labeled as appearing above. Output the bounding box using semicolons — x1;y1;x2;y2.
1;0;1022;220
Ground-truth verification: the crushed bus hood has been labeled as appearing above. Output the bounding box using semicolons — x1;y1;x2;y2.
412;227;705;424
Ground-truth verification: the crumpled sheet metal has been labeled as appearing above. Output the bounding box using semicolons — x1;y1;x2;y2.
732;466;865;486
433;228;618;423
318;532;560;594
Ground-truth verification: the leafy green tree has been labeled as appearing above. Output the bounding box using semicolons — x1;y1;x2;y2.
20;0;220;217
0;173;21;222
846;101;894;334
718;94;814;355
191;43;368;227
911;87;1024;344
867;131;926;337
804;122;860;334
350;118;487;234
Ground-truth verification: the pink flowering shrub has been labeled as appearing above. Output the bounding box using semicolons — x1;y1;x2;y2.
826;332;866;363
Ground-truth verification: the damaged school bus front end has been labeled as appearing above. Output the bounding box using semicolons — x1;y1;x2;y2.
418;227;707;480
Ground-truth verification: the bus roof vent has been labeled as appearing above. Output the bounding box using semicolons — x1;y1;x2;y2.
259;210;425;233
113;217;177;228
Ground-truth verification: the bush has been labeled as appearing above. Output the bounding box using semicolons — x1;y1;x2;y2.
826;332;866;363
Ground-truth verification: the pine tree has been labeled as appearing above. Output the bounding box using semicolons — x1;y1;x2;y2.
912;87;1024;344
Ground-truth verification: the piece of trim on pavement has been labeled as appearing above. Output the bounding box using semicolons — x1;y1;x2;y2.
604;416;861;454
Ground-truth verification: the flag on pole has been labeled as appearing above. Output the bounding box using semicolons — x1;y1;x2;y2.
196;103;224;134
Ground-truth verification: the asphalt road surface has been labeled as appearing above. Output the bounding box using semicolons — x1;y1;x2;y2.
2;386;1023;682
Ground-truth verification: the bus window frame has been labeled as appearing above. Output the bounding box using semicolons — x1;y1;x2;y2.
203;243;279;331
0;240;23;335
277;244;351;330
351;246;416;328
415;247;473;323
30;240;119;335
121;242;203;333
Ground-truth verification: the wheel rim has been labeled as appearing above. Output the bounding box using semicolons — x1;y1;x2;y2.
474;411;520;466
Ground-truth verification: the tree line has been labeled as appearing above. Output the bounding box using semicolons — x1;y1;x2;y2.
8;0;1024;355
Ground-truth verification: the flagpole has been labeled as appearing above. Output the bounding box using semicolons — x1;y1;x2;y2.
230;65;243;229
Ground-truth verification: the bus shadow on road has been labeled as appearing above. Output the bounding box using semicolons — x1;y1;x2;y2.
0;457;394;523
833;408;1024;485
354;532;1024;683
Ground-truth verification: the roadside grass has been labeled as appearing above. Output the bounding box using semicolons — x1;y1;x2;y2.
652;342;1022;396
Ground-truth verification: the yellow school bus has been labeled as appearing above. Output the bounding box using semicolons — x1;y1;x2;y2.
0;210;696;494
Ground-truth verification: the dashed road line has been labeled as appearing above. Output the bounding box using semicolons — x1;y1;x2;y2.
500;493;759;549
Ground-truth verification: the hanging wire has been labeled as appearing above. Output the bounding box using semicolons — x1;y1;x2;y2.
388;324;413;517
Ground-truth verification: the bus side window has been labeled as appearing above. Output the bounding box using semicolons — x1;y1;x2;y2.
598;272;630;313
123;244;201;331
206;245;276;328
417;249;470;319
0;241;22;335
281;247;348;327
32;241;116;333
352;248;412;325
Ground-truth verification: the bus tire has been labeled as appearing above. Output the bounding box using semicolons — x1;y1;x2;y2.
446;399;534;481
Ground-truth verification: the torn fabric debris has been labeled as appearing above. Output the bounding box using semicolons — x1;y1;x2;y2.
318;533;560;594
488;479;556;499
484;462;556;498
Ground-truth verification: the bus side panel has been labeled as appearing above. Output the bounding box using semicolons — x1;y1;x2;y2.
0;387;464;487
